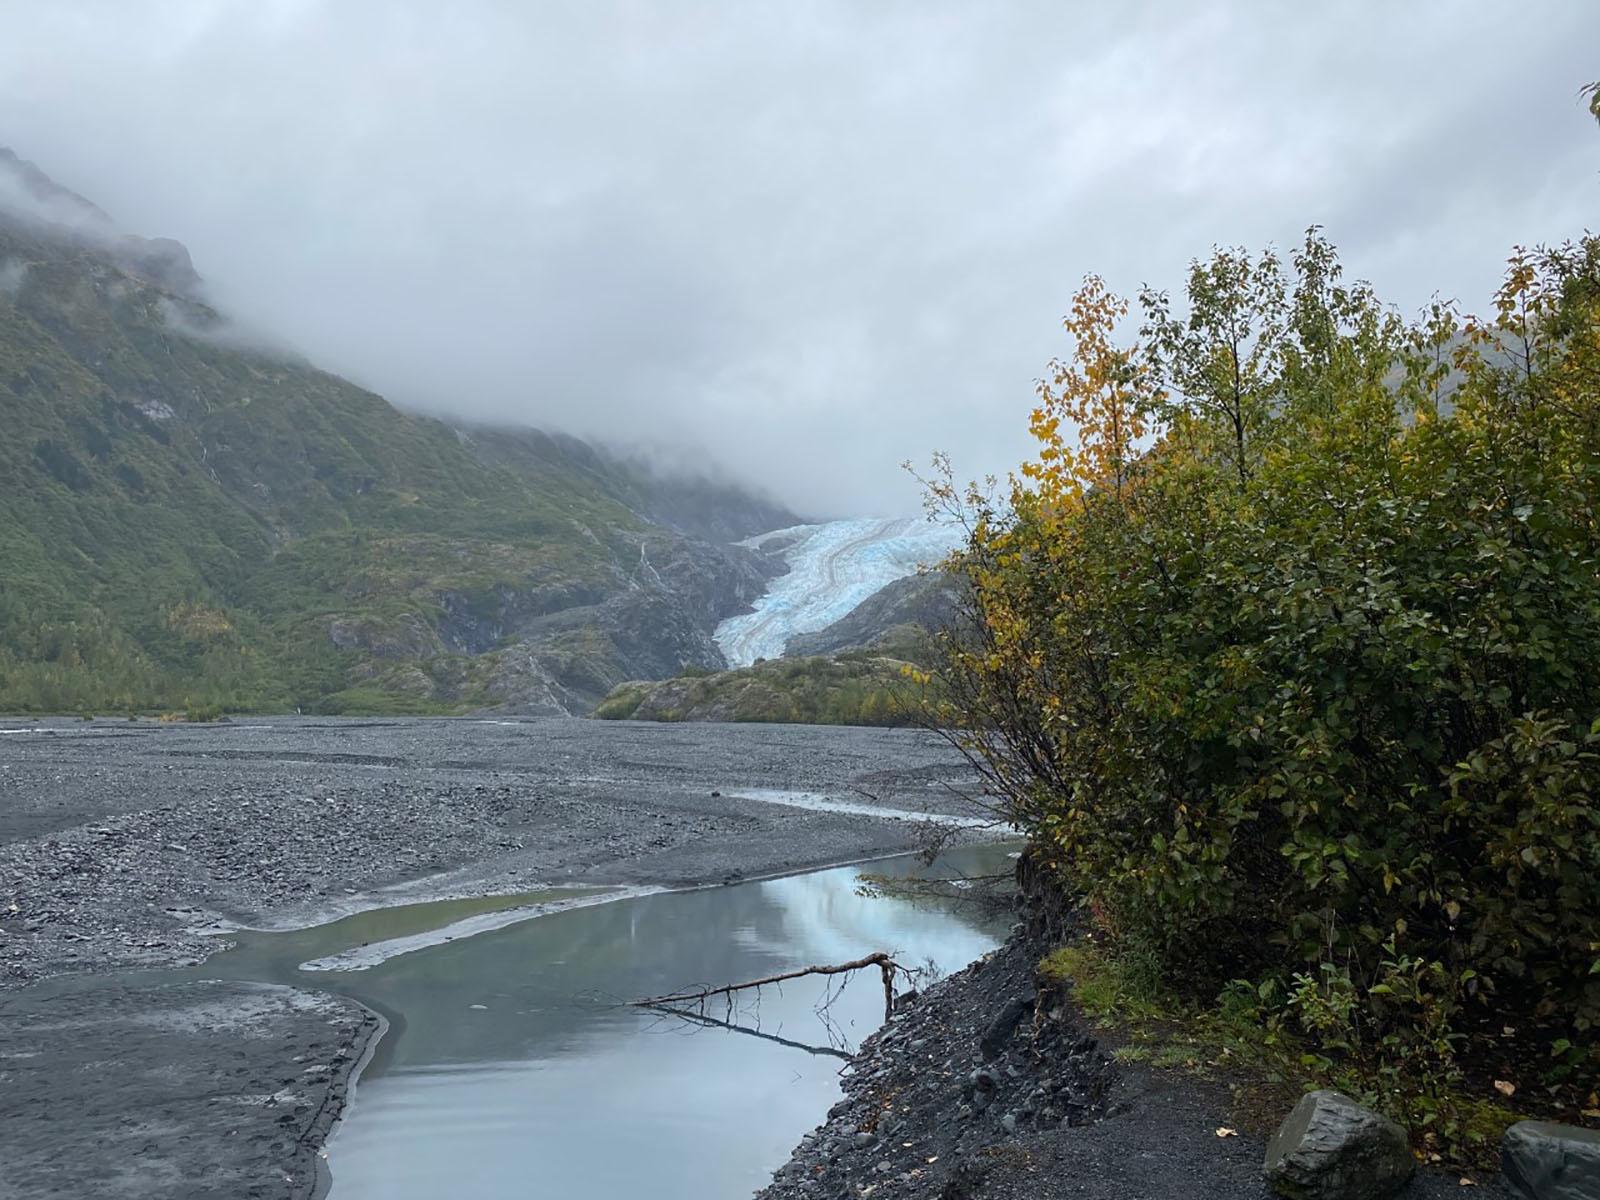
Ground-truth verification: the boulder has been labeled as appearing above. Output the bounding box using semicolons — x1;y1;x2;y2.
1263;1090;1414;1200
979;995;1033;1059
1502;1120;1600;1200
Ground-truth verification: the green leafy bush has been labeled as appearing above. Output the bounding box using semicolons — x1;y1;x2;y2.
932;232;1600;1137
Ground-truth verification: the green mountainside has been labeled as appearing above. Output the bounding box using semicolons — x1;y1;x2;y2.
0;150;795;715
593;652;926;726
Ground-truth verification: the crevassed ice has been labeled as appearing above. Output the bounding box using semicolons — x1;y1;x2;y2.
714;515;962;667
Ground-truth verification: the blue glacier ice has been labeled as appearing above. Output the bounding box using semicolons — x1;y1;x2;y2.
714;515;963;667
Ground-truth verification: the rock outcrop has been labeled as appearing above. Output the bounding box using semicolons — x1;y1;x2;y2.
785;569;963;658
1502;1120;1600;1200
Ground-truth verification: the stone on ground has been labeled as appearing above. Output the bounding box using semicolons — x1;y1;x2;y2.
978;994;1032;1059
1263;1089;1414;1200
1501;1120;1600;1200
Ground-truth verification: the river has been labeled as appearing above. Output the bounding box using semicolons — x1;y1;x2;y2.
200;843;1016;1198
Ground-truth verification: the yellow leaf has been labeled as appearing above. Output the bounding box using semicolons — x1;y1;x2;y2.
1216;1127;1237;1138
1493;1080;1515;1098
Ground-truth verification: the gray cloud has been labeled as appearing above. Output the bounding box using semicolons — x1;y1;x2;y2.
1;2;1595;515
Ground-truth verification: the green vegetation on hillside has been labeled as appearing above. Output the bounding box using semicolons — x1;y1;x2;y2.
928;230;1600;1161
595;652;926;725
0;217;756;715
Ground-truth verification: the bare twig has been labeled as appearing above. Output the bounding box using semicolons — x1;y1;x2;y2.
634;952;906;1022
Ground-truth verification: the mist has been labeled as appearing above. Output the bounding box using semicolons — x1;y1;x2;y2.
1;2;1595;515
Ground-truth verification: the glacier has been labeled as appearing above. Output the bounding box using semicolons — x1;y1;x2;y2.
714;515;963;667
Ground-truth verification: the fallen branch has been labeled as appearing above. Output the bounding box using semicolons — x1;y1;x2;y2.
634;952;903;1021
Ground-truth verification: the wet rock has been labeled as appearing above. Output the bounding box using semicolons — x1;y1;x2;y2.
1264;1090;1413;1200
1502;1120;1600;1200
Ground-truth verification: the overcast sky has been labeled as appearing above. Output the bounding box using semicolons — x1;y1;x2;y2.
1;3;1595;515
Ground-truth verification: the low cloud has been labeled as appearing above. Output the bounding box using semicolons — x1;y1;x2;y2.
0;258;27;297
1;2;1595;515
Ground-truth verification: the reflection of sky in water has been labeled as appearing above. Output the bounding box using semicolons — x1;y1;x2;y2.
324;846;1012;1200
742;867;998;972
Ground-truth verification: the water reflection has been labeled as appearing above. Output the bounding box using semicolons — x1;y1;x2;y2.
305;845;1014;1199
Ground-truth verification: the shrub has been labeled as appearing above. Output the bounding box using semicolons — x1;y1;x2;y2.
593;683;650;720
930;232;1600;1127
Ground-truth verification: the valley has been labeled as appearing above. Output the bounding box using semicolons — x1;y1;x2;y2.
5;14;1583;1194
0;148;970;730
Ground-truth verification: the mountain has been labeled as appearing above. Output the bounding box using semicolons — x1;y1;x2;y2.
0;148;799;716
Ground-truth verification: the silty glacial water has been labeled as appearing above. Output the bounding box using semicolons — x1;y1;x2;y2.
286;844;1017;1199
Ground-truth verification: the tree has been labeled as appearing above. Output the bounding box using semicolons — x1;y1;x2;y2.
1027;275;1156;504
932;232;1600;1154
1139;244;1287;485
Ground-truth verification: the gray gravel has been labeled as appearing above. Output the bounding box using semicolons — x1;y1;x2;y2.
8;716;1495;1200
0;715;984;990
0;980;381;1200
0;714;984;1200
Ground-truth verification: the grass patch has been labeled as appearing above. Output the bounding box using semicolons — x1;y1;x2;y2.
592;682;650;720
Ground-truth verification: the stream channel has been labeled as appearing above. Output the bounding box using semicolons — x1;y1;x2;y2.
177;842;1015;1198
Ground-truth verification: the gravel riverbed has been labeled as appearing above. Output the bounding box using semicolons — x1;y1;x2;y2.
0;715;985;1200
0;716;1508;1200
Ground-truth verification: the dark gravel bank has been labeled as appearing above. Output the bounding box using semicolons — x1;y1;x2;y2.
0;980;381;1200
756;933;1513;1200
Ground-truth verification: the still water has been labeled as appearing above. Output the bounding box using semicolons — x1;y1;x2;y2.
212;845;1015;1199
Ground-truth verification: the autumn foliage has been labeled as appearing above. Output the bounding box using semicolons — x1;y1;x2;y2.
927;231;1600;1144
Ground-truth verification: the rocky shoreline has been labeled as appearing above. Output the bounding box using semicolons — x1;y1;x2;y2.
755;930;1517;1200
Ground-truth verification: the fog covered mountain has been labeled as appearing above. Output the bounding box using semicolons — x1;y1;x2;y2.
0;147;803;716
